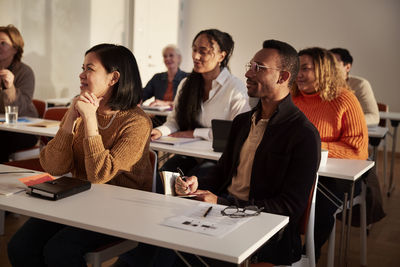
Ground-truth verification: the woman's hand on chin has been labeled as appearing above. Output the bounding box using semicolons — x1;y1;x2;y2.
75;92;103;120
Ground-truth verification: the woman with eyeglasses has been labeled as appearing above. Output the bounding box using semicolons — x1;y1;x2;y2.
151;29;250;178
291;47;369;261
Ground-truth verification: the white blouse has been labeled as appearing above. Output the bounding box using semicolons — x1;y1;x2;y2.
156;68;250;140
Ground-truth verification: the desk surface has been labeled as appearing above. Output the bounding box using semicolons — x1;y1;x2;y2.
150;140;222;161
143;109;172;116
368;126;389;138
0;116;59;137
318;158;374;181
379;111;400;121
0;164;288;264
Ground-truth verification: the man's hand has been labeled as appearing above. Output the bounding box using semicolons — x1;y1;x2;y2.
175;175;198;195
193;190;218;204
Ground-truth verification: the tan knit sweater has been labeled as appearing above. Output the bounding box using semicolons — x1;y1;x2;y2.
40;106;153;191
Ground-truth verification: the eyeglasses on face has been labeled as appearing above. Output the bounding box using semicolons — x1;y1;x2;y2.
245;62;281;73
221;205;264;218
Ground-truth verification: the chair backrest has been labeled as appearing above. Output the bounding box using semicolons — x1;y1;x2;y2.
32;99;47;118
377;102;388;127
296;174;318;267
149;149;158;193
44;107;68;121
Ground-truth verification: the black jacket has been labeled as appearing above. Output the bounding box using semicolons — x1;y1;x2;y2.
200;94;321;264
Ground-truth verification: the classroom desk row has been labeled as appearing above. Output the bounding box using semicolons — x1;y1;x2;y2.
0;164;288;266
0;115;386;266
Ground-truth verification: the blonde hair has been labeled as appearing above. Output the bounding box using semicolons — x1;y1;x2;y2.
162;44;182;66
292;47;348;101
0;24;24;63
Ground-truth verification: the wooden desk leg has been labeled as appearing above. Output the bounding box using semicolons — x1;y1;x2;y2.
388;120;398;197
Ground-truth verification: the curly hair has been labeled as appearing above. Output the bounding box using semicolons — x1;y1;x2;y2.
176;29;234;131
292;47;348;101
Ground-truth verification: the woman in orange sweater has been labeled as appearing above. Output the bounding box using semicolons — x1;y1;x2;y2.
292;47;368;261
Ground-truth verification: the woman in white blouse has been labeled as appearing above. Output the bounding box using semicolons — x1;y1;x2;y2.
150;29;250;178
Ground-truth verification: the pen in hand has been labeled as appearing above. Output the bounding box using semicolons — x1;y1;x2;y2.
203;206;213;217
176;167;190;193
177;167;186;181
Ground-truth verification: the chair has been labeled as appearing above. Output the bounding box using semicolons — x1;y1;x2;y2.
32;99;47;118
4;107;68;172
287;174;318;267
8;99;48;161
326;180;367;267
84;149;158;267
377;102;389;187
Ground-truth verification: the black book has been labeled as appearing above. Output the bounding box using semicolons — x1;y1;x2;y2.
27;176;91;200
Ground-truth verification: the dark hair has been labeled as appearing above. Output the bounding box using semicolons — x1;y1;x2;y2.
329;48;353;65
0;24;24;63
85;44;142;110
262;39;299;87
176;29;234;130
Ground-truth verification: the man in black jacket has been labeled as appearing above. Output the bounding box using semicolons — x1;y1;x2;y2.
176;40;321;266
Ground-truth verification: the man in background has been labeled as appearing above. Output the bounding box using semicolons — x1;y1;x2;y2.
330;48;379;126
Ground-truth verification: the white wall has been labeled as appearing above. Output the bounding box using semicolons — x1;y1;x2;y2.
133;0;180;84
179;0;400;151
0;0;129;100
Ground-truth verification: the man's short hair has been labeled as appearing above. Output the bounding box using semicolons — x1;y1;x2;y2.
329;48;353;65
263;40;299;87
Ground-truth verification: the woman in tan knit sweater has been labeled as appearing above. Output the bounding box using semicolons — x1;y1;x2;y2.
292;47;368;261
8;44;153;267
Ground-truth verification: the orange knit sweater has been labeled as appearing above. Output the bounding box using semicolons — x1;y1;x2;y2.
40;106;153;191
292;89;368;160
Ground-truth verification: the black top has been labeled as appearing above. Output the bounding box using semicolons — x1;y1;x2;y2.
142;69;187;101
200;94;321;265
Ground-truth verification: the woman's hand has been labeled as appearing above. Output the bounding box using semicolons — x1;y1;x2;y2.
0;69;15;89
149;99;173;107
175;175;198;195
193;190;218;204
150;129;162;140
169;130;194;138
75;92;102;121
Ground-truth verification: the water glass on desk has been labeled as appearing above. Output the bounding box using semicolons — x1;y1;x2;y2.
5;105;18;125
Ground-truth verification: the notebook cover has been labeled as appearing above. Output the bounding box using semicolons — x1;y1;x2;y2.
27;176;91;200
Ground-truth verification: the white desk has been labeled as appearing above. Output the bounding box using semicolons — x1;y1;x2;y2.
150;139;375;266
368;126;389;186
150;140;222;161
0;164;288;265
143;109;172;116
379;111;400;196
0;116;59;137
